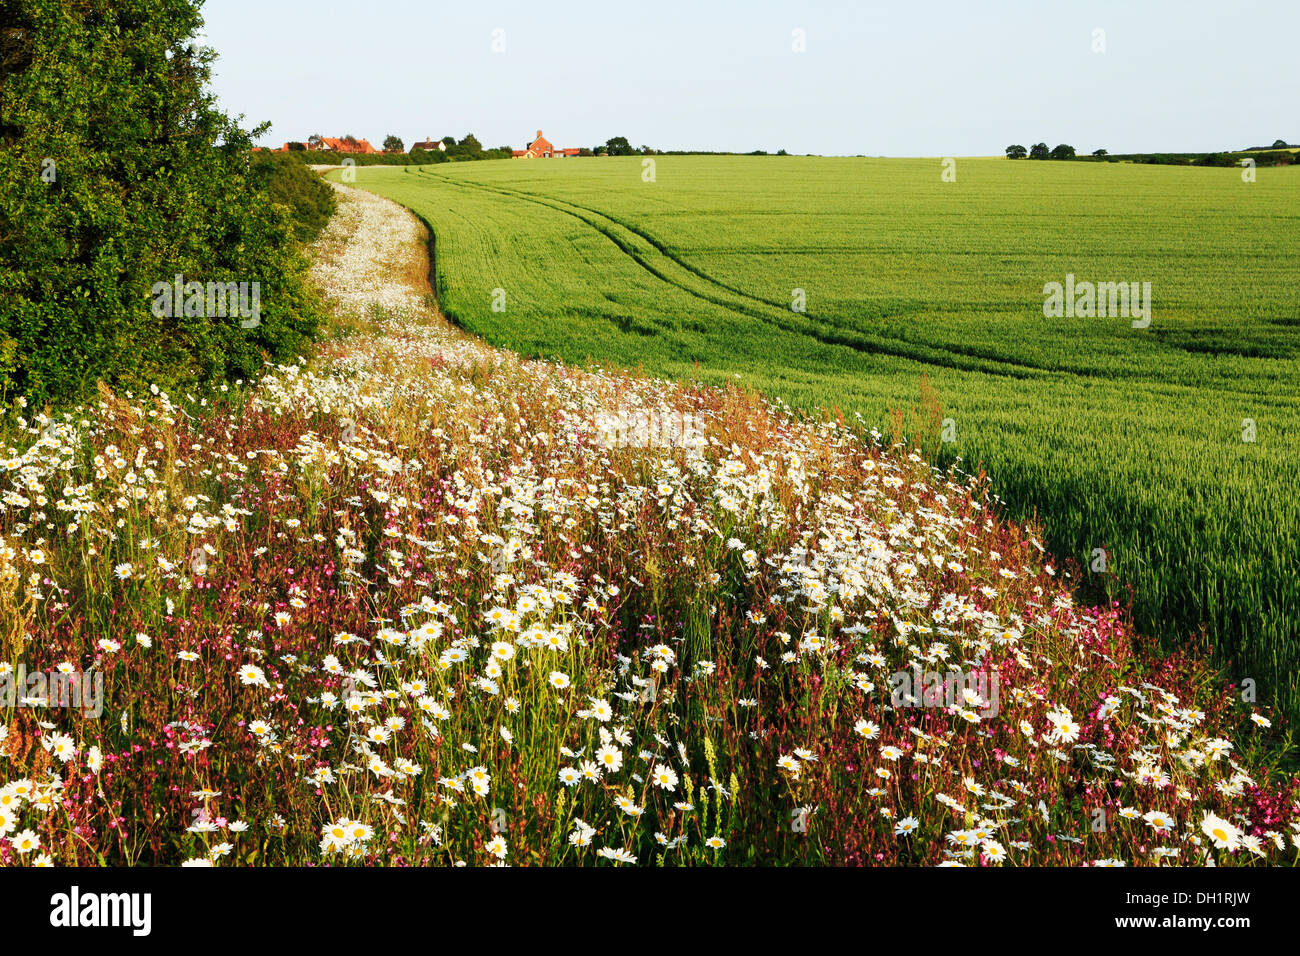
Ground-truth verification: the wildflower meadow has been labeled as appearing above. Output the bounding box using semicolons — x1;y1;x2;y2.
1;183;1295;868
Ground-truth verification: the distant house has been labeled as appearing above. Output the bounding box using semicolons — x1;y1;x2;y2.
317;136;379;154
410;136;447;153
512;130;581;158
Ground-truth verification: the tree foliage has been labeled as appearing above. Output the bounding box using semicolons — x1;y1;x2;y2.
0;0;322;406
604;136;636;156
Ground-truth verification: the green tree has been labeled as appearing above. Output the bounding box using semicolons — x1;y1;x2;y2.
383;134;404;153
1092;148;1108;157
605;136;635;156
0;0;320;406
1272;139;1289;148
1029;142;1050;160
1050;143;1076;160
1005;144;1027;159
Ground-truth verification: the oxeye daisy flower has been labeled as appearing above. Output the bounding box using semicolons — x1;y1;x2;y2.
597;846;636;864
558;767;581;787
238;664;268;687
44;733;76;762
322;820;351;851
981;840;1007;864
595;744;623;773
1201;812;1241;851
650;763;679;791
894;816;920;836
11;829;39;854
1143;810;1174;832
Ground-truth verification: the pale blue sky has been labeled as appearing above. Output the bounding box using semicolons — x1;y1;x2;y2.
203;0;1297;156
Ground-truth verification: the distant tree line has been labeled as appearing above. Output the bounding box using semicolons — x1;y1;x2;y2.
1007;140;1295;167
593;136;790;157
1005;143;1076;160
278;133;796;162
278;133;514;166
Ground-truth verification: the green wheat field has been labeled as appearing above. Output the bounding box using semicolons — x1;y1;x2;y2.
336;156;1300;720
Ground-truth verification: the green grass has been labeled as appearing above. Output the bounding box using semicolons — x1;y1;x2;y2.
336;155;1300;721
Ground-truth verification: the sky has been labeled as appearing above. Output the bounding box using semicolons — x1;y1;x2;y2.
202;0;1297;156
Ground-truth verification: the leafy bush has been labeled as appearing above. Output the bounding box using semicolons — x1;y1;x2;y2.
250;153;337;244
0;0;322;408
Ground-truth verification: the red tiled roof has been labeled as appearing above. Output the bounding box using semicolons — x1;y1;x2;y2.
320;137;378;154
513;130;581;158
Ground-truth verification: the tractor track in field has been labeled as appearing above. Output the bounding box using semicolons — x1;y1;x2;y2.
421;171;1057;381
366;169;1281;402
